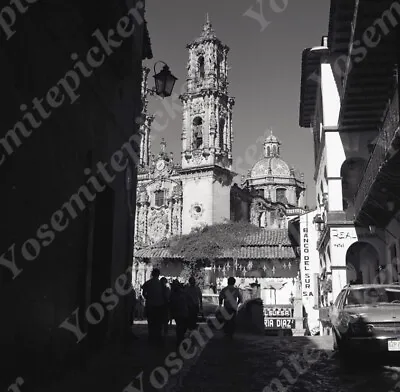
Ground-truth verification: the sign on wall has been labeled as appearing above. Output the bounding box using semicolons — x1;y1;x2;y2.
264;318;294;329
299;212;320;332
264;306;294;329
301;227;314;298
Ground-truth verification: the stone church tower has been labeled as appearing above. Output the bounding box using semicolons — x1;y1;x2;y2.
179;15;235;234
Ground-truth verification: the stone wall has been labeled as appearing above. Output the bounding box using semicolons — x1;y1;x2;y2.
0;0;147;387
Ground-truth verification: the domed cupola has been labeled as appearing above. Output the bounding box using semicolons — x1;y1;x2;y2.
264;129;281;158
250;130;291;178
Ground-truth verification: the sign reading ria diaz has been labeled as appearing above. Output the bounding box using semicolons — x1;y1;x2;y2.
264;306;294;329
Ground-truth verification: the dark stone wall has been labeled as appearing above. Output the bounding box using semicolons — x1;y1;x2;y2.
0;0;147;387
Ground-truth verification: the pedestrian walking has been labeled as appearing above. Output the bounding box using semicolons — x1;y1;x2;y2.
127;283;139;340
142;268;166;346
169;280;189;349
160;277;171;337
219;277;243;339
136;294;145;320
185;277;203;331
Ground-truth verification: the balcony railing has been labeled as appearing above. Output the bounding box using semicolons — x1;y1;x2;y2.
354;89;399;218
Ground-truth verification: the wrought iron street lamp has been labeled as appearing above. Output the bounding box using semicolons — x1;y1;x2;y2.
151;61;178;98
313;214;325;232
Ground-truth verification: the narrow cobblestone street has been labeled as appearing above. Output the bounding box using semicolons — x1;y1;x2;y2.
32;326;400;392
179;332;400;392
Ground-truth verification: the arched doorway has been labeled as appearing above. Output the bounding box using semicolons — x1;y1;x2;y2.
346;242;379;284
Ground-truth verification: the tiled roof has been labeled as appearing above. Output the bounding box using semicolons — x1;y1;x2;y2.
134;229;297;260
239;229;292;246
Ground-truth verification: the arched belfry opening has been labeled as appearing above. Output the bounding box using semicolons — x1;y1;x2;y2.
192;116;203;149
219;118;225;149
198;56;205;79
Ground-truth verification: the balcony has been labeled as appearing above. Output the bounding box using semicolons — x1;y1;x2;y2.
354;90;400;226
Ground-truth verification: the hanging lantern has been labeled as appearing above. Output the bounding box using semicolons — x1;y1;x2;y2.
234;259;238;270
288;261;292;270
153;62;178;98
263;264;267;272
272;266;276;275
283;263;287;269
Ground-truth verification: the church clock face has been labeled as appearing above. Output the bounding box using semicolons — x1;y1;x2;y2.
156;160;166;171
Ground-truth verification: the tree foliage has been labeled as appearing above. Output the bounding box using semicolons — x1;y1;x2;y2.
168;221;261;262
179;260;207;289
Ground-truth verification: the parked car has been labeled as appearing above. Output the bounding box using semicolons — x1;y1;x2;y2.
330;283;400;363
198;293;219;322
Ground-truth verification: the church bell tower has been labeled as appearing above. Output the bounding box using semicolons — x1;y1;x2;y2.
179;15;236;234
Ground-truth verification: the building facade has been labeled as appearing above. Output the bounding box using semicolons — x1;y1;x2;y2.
299;0;400;333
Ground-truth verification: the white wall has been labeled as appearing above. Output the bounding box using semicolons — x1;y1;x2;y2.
182;175;214;234
320;62;340;128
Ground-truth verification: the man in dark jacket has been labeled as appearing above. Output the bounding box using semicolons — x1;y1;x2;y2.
219;277;243;338
185;277;203;331
142;268;165;345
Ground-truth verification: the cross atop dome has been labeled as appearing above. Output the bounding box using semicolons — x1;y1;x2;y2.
264;128;282;157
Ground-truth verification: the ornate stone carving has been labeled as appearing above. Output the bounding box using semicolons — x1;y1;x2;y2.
172;184;183;198
192;100;203;114
192;150;203;165
148;209;169;244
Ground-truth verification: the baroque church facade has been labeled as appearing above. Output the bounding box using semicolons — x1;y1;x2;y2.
134;18;307;300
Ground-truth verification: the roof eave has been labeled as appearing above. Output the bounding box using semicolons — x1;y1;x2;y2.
299;47;329;128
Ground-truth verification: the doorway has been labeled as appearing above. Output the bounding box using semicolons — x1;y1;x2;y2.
88;185;114;347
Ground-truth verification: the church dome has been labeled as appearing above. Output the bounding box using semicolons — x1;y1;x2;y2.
251;157;291;178
250;129;292;178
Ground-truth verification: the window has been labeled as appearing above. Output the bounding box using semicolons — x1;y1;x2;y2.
276;188;287;204
219;118;225;149
192;117;203;149
267;146;271;156
334;290;345;308
198;56;205;78
154;190;165;207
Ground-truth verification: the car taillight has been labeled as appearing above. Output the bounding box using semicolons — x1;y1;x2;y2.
349;320;373;336
366;324;374;334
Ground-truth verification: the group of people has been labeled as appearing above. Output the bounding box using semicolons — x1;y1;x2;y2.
141;268;204;347
131;268;243;347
